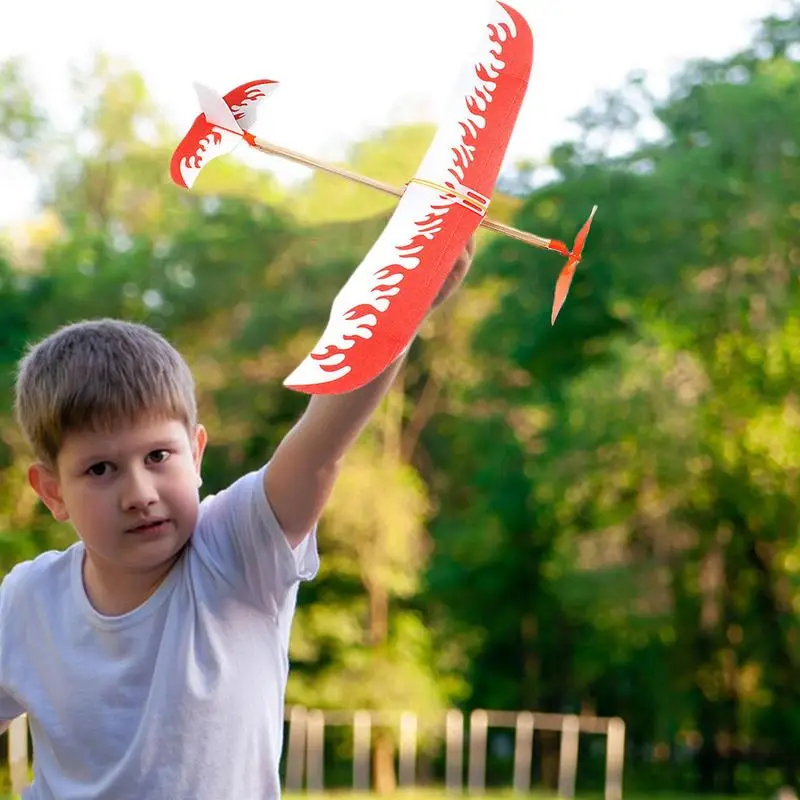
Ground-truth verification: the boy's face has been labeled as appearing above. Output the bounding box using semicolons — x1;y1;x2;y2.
29;415;207;583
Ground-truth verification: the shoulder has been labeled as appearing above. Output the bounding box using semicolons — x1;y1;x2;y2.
188;465;318;608
192;466;272;545
196;467;267;517
1;546;78;612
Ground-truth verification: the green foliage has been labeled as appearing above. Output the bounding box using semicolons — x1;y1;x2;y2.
293;124;436;224
1;5;800;795
0;59;48;161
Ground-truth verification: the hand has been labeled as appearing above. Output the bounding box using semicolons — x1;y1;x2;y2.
431;235;475;309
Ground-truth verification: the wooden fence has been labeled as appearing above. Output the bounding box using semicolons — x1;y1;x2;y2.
7;708;625;798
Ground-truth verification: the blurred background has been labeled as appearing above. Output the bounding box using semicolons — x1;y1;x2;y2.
1;0;799;797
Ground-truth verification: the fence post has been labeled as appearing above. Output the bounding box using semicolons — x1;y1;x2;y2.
9;713;29;794
305;710;325;792
557;715;580;799
352;711;371;791
513;711;534;794
399;712;417;788
468;710;488;795
445;709;464;794
285;706;307;791
605;717;626;800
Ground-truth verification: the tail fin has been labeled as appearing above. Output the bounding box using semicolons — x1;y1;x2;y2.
193;82;245;135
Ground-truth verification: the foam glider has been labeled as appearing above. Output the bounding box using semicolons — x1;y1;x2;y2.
170;2;596;395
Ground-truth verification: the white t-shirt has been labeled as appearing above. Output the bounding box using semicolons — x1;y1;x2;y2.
0;465;319;800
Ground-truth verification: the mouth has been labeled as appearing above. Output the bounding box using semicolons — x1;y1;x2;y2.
126;518;172;535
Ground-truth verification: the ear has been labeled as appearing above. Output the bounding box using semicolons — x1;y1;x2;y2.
28;463;70;522
192;424;208;487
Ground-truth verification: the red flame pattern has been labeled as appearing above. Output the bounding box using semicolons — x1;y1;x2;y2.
285;2;533;394
169;80;277;189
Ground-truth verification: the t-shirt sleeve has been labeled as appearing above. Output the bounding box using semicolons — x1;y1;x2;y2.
190;463;320;617
0;566;27;721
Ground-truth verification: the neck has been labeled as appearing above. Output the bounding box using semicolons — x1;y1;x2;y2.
81;552;180;616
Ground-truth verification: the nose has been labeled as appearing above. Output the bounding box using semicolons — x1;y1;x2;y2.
120;466;159;511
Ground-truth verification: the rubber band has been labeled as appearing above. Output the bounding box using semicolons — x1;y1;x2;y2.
406;178;489;216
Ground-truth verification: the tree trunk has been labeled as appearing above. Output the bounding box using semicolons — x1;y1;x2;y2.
367;376;405;794
744;536;800;790
372;730;397;795
369;580;389;647
520;612;539;709
368;572;394;791
695;543;723;793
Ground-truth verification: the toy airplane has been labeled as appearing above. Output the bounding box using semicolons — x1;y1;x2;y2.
170;2;596;395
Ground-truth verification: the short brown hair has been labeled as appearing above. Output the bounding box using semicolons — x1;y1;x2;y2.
14;318;197;465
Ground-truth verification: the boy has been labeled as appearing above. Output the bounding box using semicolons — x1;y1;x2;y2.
0;237;474;799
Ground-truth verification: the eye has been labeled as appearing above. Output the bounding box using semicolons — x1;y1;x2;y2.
86;462;112;477
147;449;171;465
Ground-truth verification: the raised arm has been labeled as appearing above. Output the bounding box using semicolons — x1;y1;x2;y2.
264;237;475;546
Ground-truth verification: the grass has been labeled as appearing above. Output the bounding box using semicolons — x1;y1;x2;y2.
283;791;761;800
1;783;764;800
1;790;764;800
